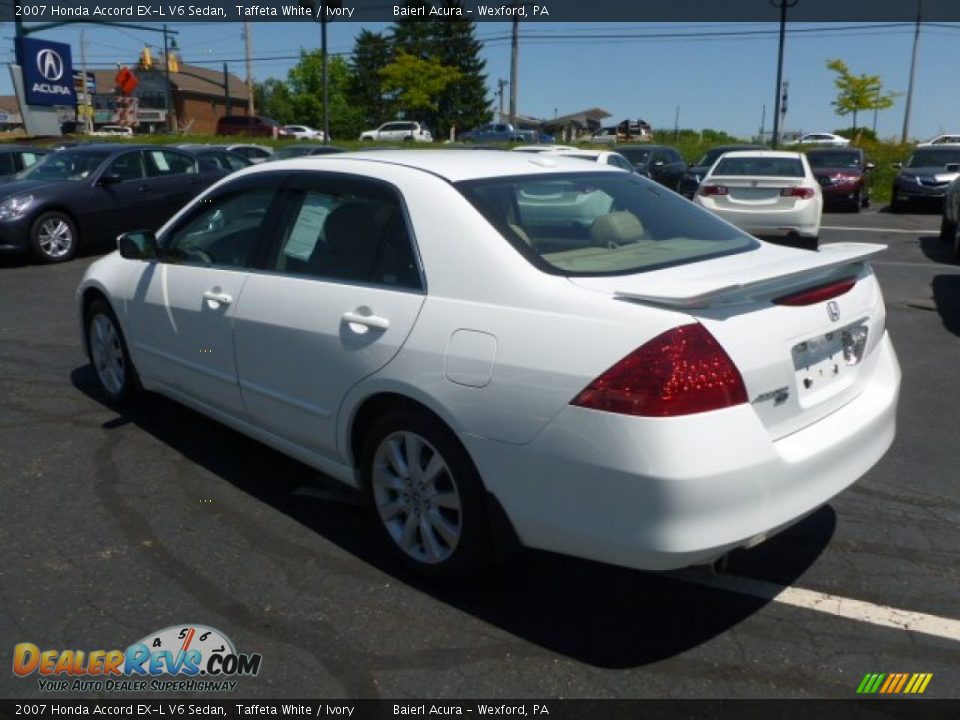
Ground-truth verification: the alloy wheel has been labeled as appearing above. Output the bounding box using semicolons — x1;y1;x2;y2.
89;314;126;396
37;218;74;259
371;431;463;564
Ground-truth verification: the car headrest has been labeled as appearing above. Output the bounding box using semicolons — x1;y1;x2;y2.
590;211;645;246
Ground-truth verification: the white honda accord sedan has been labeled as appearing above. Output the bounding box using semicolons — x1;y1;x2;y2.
77;150;900;578
694;150;823;249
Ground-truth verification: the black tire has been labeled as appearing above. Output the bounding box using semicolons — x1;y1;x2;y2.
29;211;78;263
939;216;957;244
361;408;492;579
849;190;862;213
889;187;905;213
84;299;141;407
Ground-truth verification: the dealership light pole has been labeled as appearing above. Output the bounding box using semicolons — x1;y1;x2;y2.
901;0;922;144
770;0;797;149
300;0;341;144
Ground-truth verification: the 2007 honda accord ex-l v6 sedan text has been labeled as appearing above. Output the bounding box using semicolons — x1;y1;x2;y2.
77;150;901;578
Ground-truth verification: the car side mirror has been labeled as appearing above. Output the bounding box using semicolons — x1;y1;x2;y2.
653;160;665;167
117;230;157;260
892;162;903;169
946;163;960;172
98;172;122;186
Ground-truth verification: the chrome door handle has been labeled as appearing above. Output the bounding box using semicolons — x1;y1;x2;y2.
342;311;390;330
202;290;233;306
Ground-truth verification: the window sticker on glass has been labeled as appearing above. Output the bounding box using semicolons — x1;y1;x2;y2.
284;192;334;261
151;151;170;172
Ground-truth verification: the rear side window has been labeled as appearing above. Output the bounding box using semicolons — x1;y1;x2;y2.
713;156;804;177
270;178;422;290
457;172;757;276
146;150;197;176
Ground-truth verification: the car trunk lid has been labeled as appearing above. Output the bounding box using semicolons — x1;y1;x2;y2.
570;242;888;439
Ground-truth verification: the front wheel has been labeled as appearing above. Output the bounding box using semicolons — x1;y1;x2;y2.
85;299;140;407
362;409;492;578
30;211;78;263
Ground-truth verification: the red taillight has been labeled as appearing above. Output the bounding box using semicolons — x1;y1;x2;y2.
699;185;728;196
780;187;816;199
571;324;748;417
773;276;857;306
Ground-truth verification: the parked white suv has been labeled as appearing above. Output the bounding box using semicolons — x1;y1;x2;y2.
360;121;432;143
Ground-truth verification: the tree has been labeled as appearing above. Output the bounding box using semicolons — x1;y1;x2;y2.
255;78;294;124
826;59;897;131
431;2;491;137
380;52;462;119
286;51;365;140
388;2;490;137
349;29;393;127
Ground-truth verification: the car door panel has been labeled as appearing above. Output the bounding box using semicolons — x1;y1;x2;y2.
128;263;250;415
233;175;426;459
126;177;286;416
234;279;424;456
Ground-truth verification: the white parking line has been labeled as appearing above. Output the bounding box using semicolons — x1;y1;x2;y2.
671;570;960;643
821;226;937;234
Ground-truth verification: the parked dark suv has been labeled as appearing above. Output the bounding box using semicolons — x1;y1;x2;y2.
215;115;282;138
891;147;960;212
616;145;687;191
806;147;874;212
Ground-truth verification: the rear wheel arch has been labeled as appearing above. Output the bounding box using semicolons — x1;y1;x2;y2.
349;393;466;480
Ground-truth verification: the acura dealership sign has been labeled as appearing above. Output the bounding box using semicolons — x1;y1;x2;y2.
16;38;76;106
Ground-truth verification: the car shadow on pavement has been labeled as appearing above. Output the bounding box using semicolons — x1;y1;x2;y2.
931;275;960;337
71;365;835;669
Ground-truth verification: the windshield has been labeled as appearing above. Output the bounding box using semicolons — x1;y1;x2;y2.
617;147;651;164
456;172;757;277
713;156;804;177
907;150;960;168
16;150;111;181
807;151;861;168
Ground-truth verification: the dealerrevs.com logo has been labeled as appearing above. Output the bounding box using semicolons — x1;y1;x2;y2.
13;625;262;693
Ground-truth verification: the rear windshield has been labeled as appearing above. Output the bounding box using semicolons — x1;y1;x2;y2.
907;150;960;168
807;151;861;168
713;156;804;177
456;172;757;277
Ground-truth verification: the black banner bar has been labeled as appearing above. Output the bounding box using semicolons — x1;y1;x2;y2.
0;700;958;720
4;0;960;23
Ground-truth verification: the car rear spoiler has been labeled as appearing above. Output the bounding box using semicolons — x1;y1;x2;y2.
614;242;886;308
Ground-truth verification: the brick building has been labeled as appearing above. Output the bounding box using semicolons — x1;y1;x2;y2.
90;63;250;134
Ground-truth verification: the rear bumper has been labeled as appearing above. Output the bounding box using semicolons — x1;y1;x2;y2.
695;202;821;238
464;332;899;571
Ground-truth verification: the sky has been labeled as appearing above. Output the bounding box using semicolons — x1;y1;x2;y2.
2;20;960;142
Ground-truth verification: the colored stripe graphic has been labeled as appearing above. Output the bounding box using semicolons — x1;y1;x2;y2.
857;673;932;694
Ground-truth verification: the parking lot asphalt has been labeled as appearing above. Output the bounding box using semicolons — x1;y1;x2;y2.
1;206;958;700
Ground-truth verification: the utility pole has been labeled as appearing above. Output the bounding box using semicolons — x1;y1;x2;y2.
224;62;231;116
243;22;254;115
497;78;507;121
80;29;93;133
770;0;797;149
872;83;881;134
759;104;766;142
509;14;519;125
780;80;789;144
163;24;175;133
901;0;922;144
673;105;679;141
